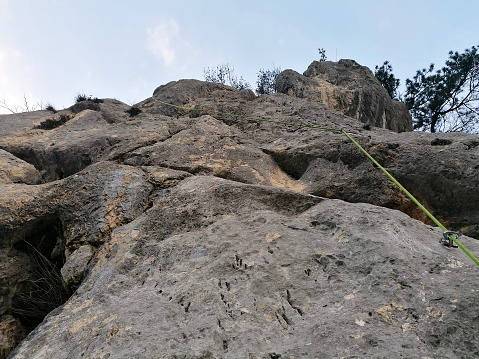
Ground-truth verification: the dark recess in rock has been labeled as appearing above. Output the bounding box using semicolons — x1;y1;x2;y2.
6;145;92;182
262;148;312;180
125;106;142;117
34;114;71;130
10;216;71;333
431;138;453;146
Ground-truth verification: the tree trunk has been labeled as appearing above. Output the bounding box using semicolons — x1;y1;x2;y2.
430;113;439;133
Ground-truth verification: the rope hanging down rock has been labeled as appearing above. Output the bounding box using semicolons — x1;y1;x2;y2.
153;99;479;267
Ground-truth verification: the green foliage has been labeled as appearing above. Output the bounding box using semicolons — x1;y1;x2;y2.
318;48;327;62
374;61;400;100
405;45;479;133
203;63;251;90
256;66;281;95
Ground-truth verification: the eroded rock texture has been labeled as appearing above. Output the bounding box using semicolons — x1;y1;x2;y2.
276;59;413;132
1;76;478;358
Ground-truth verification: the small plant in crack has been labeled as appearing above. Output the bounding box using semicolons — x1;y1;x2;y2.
10;240;71;331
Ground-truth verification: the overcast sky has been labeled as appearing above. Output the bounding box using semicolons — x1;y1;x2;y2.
1;0;478;114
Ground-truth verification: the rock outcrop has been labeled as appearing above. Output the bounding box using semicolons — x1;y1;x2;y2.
276;59;413;132
0;77;478;358
0;150;42;185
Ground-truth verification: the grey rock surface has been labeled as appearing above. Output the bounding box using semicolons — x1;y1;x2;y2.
0;77;478;358
0;150;42;185
276;59;413;132
0;315;24;359
60;245;95;289
7;176;479;358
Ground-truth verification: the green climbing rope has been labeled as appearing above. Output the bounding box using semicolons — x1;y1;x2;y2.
342;131;479;266
152;98;479;267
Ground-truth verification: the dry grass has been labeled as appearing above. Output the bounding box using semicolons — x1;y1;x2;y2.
11;241;71;330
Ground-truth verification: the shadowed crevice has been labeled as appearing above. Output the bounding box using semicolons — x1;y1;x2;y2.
10;217;72;336
262;148;312;180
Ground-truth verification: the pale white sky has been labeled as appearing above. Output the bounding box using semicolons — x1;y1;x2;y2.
1;0;478;113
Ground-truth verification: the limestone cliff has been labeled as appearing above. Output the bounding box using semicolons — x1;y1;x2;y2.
0;73;478;358
276;59;412;132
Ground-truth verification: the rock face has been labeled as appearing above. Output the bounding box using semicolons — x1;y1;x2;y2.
0;150;42;185
0;315;24;359
276;59;413;132
0;79;478;358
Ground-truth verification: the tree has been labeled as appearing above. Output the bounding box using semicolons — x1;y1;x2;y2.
405;45;479;133
255;66;281;95
0;94;44;114
374;61;400;100
318;48;327;62
203;63;251;90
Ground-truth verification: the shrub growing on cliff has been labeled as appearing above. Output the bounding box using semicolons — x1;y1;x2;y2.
203;63;251;90
75;93;103;104
256;66;281;95
45;104;57;113
318;48;327;62
75;93;88;102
